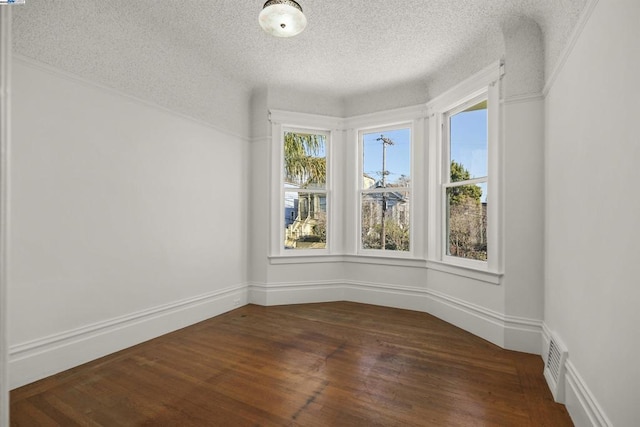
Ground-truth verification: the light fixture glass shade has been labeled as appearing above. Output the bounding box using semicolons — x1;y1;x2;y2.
259;0;307;38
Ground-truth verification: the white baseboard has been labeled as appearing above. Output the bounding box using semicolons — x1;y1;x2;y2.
541;324;612;427
249;281;344;306
541;323;551;363
10;278;613;427
503;314;544;354
565;361;613;427
11;279;543;391
9;284;249;389
346;280;542;354
250;280;542;354
344;281;428;312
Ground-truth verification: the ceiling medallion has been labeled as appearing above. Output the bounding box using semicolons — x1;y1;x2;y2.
259;0;307;38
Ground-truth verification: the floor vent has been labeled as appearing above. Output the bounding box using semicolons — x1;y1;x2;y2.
544;333;568;403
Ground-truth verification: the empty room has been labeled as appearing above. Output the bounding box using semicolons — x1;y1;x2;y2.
0;0;638;425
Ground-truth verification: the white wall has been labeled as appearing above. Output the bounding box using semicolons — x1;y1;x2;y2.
8;58;250;388
0;8;11;426
545;1;640;425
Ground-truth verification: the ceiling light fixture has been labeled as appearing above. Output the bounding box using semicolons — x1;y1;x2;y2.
259;0;307;38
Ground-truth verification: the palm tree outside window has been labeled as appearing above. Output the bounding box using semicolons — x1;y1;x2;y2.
283;131;328;250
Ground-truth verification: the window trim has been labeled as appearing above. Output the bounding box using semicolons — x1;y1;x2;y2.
269;110;342;258
269;106;427;262
426;61;503;274
357;123;414;256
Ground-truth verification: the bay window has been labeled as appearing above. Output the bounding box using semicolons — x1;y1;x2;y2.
268;64;499;278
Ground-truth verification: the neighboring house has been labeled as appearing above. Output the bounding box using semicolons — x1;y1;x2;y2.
284;182;326;249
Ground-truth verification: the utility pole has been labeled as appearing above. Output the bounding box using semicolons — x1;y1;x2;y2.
376;135;394;250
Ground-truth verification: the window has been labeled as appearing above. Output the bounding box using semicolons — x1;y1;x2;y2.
359;127;411;252
444;99;488;261
282;130;328;250
427;62;501;273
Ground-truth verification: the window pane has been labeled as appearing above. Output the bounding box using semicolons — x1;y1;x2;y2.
284;132;326;189
361;192;410;251
450;100;487;181
284;191;327;250
362;128;411;188
446;183;487;260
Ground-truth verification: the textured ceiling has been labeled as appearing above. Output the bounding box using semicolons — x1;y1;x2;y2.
12;0;587;130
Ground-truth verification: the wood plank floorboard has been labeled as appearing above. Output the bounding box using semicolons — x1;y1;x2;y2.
10;302;573;426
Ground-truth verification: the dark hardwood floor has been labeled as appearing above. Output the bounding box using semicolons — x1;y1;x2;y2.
10;302;573;426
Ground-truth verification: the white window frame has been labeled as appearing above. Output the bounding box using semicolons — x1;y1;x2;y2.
427;62;503;274
268;106;427;265
357;123;414;257
343;105;427;260
269;110;341;258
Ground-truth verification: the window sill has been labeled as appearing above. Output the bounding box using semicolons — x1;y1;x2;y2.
426;260;502;285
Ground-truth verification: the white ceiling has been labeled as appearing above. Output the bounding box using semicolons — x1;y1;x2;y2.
12;0;587;129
